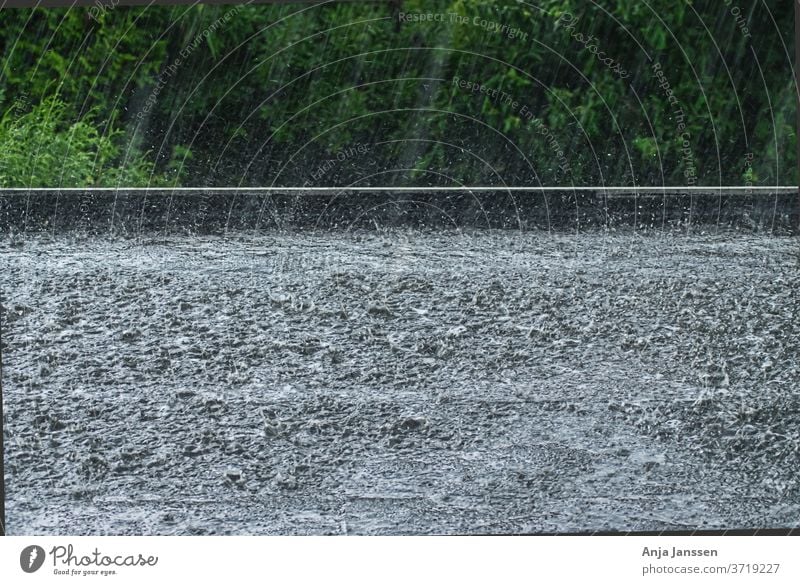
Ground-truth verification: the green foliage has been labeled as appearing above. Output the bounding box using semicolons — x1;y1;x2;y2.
0;8;170;114
0;97;169;187
0;1;794;187
633;137;658;160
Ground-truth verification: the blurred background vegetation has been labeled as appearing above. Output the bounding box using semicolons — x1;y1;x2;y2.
0;0;795;188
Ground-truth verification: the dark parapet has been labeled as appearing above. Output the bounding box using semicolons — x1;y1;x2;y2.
0;188;797;235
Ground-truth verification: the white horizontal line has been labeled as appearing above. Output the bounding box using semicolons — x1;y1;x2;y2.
0;186;796;193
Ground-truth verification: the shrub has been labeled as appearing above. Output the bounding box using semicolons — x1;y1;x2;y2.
0;97;171;187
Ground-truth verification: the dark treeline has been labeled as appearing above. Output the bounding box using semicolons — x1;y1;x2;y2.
0;0;795;189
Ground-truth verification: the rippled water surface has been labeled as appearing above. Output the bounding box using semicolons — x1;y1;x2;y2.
2;230;799;534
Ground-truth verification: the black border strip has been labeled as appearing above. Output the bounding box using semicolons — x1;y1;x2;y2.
0;0;352;8
509;529;800;537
